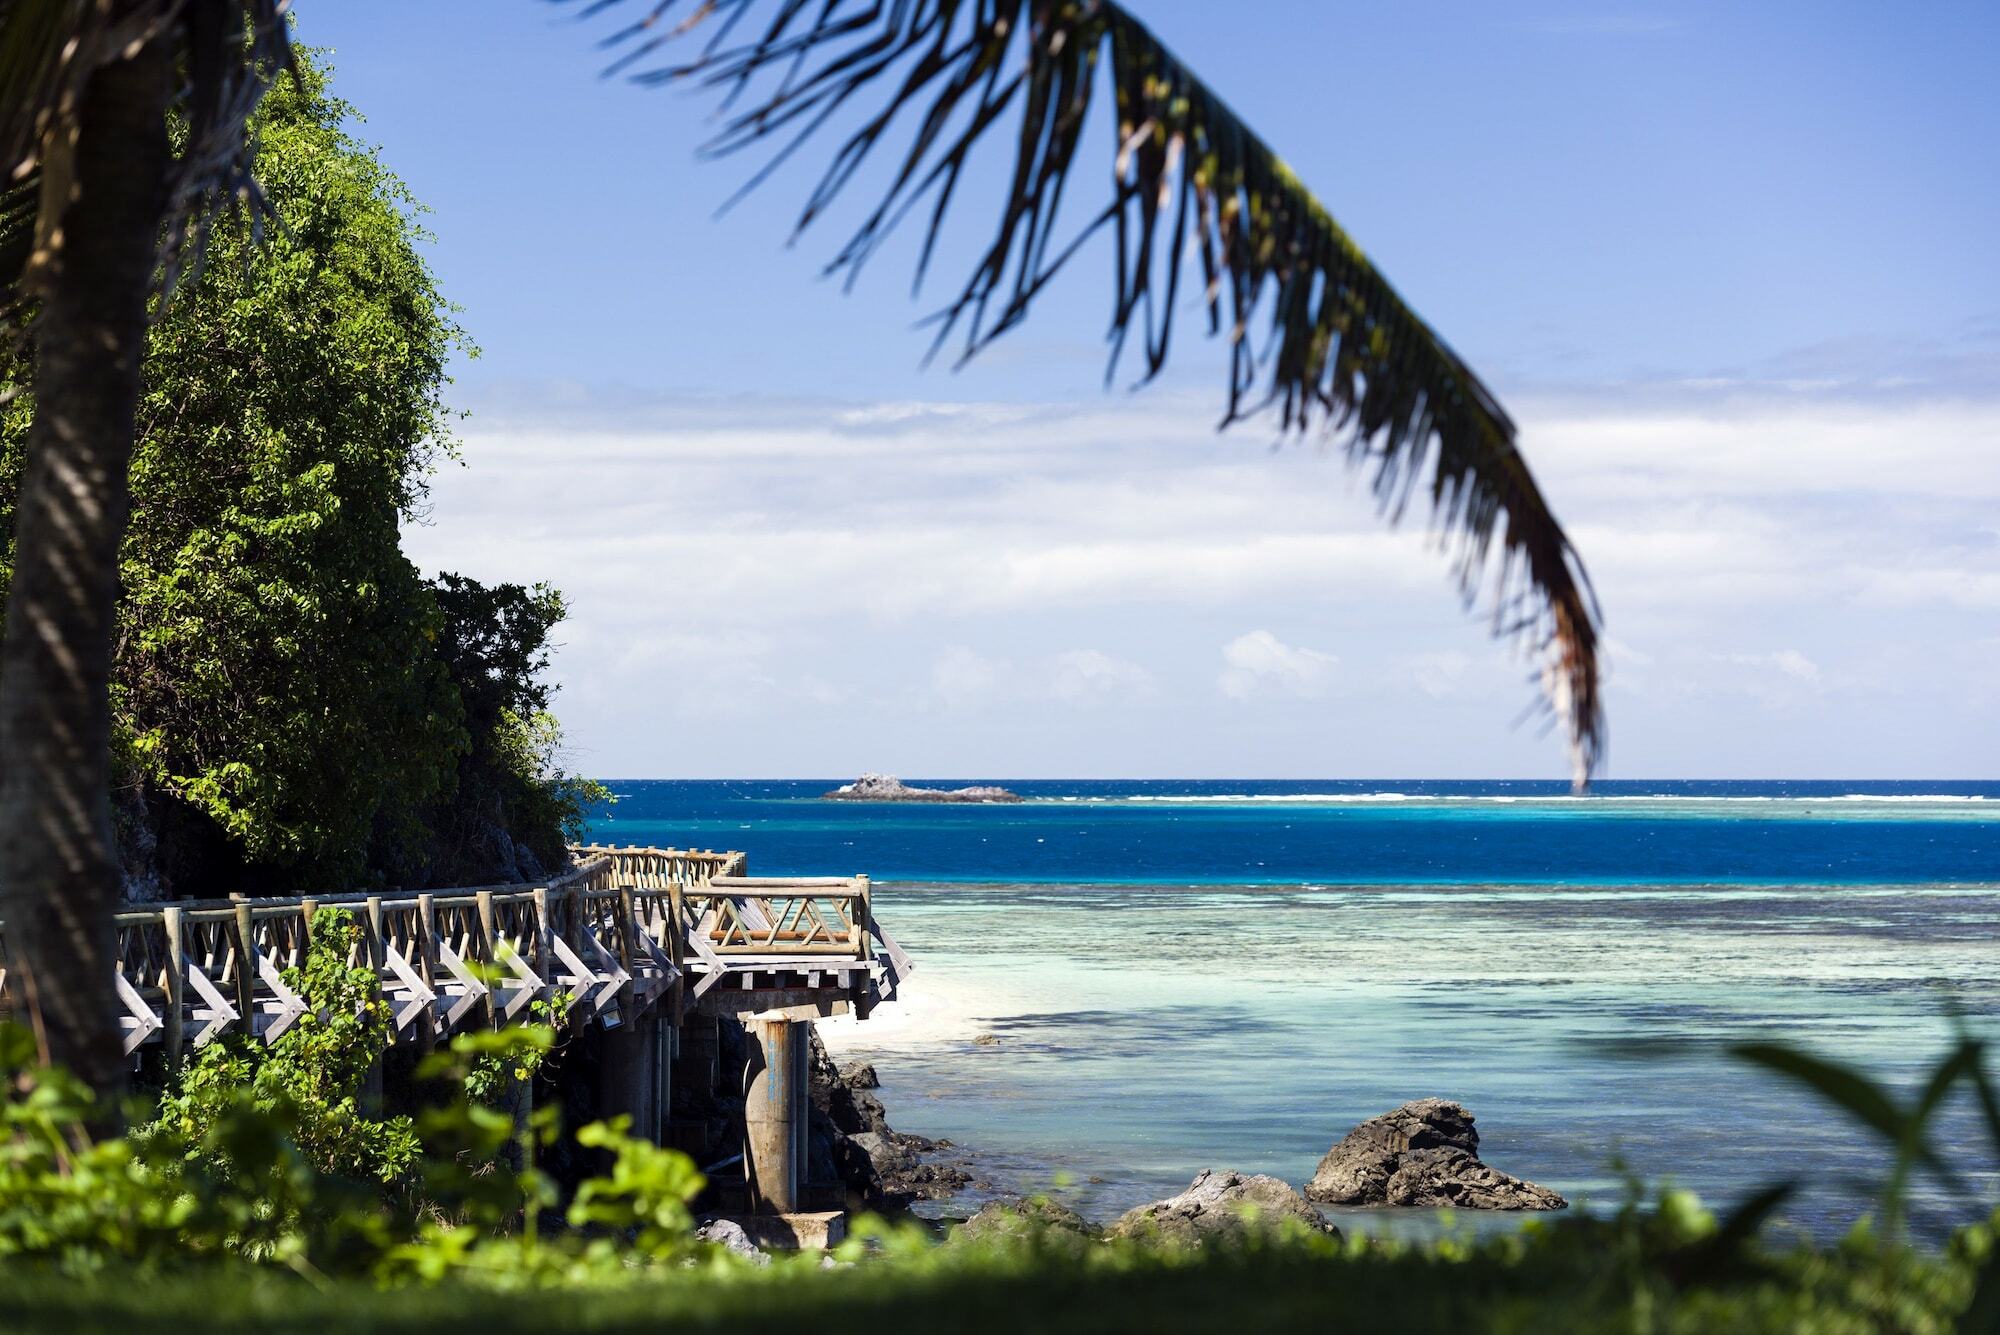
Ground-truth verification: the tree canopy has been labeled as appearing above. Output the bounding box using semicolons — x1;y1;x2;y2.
0;54;596;897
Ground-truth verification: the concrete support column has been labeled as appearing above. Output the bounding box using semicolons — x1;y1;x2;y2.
597;1009;660;1143
743;1017;807;1214
653;1014;674;1145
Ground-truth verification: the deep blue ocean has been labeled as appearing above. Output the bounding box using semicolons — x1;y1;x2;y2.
589;778;1999;885
586;779;2000;1236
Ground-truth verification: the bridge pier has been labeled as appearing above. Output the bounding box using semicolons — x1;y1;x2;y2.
743;1017;808;1213
597;1009;664;1143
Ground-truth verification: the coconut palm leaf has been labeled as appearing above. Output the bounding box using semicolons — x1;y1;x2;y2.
0;0;293;310
564;0;1604;781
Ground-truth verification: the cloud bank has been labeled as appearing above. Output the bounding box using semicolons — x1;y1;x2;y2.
403;377;2000;778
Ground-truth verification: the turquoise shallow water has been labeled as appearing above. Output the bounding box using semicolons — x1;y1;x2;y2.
587;780;2000;1236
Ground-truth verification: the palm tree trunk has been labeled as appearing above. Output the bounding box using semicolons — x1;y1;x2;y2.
0;26;171;1105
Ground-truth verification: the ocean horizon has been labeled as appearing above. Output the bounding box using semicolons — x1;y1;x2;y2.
584;778;2000;1238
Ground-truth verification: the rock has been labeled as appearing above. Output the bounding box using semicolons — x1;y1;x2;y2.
1385;1147;1568;1210
972;1032;1000;1047
808;1028;890;1136
696;1218;770;1265
823;773;1023;803
850;1130;919;1178
805;1022;977;1208
1305;1099;1565;1211
956;1196;1096;1246
1109;1169;1337;1245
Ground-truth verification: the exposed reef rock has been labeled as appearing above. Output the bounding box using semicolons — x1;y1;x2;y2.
1305;1098;1566;1211
1110;1169;1337;1244
955;1196;1095;1249
823;773;1022;803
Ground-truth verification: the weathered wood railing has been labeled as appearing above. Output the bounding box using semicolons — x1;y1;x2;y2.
0;844;910;1067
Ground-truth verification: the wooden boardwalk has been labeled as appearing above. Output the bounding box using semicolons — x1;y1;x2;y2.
0;844;912;1064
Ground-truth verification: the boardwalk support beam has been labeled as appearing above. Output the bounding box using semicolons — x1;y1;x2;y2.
743;1016;808;1214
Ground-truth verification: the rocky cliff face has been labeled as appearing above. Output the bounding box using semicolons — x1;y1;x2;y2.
822;773;1022;803
1305;1099;1566;1210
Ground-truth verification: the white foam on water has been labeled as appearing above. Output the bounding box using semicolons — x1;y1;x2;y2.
1039;792;1989;806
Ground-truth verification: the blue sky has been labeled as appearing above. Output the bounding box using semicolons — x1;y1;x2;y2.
296;1;1999;778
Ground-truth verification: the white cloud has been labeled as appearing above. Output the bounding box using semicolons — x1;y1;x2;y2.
931;646;1004;711
927;646;1154;711
1049;649;1154;703
1718;649;1821;682
1218;631;1339;701
1407;650;1476;699
403;384;2000;775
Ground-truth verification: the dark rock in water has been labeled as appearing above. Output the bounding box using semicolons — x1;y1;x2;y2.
823;773;1022;803
808;1028;890;1137
956;1196;1096;1247
849;1131;918;1178
806;1025;974;1207
1305;1099;1565;1211
1110;1169;1337;1244
971;1032;1000;1047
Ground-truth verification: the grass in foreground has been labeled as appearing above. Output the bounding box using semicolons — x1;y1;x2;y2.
0;1197;1992;1335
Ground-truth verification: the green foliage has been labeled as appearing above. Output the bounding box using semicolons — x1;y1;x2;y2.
0;1023;393;1276
120;52;467;890
140;909;418;1185
1731;1028;2000;1326
0;52;600;895
568;1117;707;1257
422;576;611;882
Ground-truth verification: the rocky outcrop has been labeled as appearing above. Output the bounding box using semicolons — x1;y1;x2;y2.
1109;1169;1337;1244
807;1027;978;1209
956;1196;1095;1247
1305;1099;1565;1211
823;773;1022;803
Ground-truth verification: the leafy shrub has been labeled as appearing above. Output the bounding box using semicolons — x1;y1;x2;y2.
140;908;418;1186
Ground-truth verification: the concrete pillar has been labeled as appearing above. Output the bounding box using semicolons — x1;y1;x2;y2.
597;1010;660;1143
743;1017;808;1214
653;1014;674;1144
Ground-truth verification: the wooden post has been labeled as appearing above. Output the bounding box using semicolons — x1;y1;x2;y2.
532;886;555;1013
363;896;386;972
475;890;500;1031
614;884;641;1015
298;896;319;964
161;905;185;1071
743;1017;807;1214
855;874;871;957
416;893;438;1052
231;899;256;1041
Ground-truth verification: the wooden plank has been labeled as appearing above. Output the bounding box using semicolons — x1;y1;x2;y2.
380;939;436;1036
161;906;185;1069
115;970;162;1054
182;955;239;1048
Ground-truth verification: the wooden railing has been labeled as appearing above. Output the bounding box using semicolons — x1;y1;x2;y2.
0;845;911;1067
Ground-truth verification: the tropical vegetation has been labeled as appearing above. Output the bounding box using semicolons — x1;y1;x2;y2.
0;51;600;907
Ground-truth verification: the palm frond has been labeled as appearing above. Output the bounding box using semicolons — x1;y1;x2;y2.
0;0;294;311
560;0;1604;782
